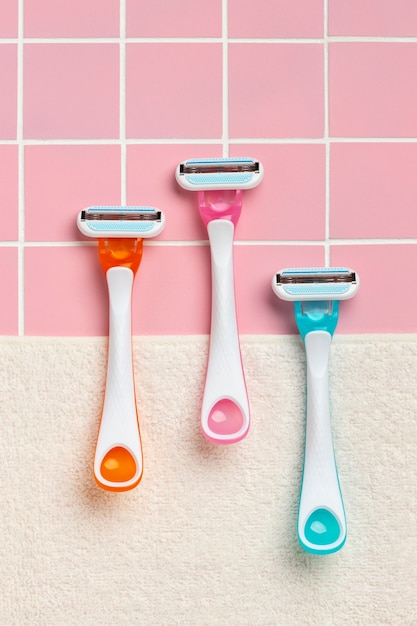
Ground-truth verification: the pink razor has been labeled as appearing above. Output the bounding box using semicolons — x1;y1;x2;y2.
176;157;264;444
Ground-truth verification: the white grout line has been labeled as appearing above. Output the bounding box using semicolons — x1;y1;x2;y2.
3;136;417;147
15;37;225;44
8;238;417;248
321;136;417;142
2;36;417;45
324;0;330;266
222;0;229;157
1;138;224;146
3;135;417;147
327;238;417;245
327;36;417;43
234;238;417;246
120;0;127;205
17;0;25;336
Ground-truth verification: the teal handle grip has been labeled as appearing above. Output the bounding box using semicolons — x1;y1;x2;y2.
297;330;346;554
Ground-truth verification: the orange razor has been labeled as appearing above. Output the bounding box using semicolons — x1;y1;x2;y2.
77;206;165;491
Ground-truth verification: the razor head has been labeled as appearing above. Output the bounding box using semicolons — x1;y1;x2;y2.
77;206;165;238
272;267;359;301
176;157;264;191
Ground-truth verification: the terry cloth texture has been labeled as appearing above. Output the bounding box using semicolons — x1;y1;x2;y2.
0;335;416;626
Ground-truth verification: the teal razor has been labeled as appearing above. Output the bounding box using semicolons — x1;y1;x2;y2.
272;267;359;554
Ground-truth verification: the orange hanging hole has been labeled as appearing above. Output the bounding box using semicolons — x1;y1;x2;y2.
100;446;137;483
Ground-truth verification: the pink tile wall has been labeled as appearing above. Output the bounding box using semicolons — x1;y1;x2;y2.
24;0;120;38
228;0;324;38
126;0;222;38
0;2;18;38
0;146;18;241
126;44;223;139
24;44;120;139
0;46;17;139
328;0;417;37
1;3;417;336
329;43;417;137
0;248;18;335
228;44;324;139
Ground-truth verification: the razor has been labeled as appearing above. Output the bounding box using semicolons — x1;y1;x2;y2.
272;267;359;554
77;206;165;492
176;157;264;444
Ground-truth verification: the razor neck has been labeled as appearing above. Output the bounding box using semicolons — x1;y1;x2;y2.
197;189;242;227
294;300;339;340
98;238;143;275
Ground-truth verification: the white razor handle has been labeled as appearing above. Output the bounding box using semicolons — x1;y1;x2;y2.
202;219;249;444
94;266;143;490
298;330;346;553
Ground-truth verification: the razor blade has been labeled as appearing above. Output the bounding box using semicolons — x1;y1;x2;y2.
176;157;264;191
273;267;359;301
77;206;165;238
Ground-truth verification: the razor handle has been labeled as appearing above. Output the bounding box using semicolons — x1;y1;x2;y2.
94;266;143;491
201;219;249;444
298;330;346;554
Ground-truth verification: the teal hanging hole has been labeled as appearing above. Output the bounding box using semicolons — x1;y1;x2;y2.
304;509;341;546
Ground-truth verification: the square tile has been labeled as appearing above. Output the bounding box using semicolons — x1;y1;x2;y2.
0;247;18;335
0;45;17;139
329;0;417;37
0;1;18;37
229;44;324;139
24;44;119;140
126;43;222;139
228;0;323;38
330;245;417;333
127;144;223;241
0;145;18;241
230;144;326;241
236;244;325;334
132;245;211;335
329;43;417;138
25;145;121;242
126;0;222;37
330;143;417;239
24;0;119;37
24;246;107;336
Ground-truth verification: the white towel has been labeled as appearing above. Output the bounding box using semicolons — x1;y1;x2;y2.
0;335;416;625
